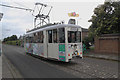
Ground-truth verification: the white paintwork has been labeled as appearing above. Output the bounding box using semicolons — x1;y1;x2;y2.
65;27;83;61
24;24;83;62
47;43;59;59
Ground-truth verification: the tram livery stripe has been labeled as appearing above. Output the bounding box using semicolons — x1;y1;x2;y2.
59;44;65;61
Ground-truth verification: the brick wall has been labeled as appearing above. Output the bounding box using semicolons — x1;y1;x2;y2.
82;31;88;40
95;34;120;54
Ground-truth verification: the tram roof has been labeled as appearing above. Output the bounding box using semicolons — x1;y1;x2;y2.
26;24;81;35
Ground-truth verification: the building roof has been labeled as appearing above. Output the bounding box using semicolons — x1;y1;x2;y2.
82;28;88;32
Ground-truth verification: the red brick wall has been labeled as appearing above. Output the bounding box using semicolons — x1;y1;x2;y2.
95;35;120;54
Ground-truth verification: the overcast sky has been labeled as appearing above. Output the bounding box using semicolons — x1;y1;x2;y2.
0;0;105;39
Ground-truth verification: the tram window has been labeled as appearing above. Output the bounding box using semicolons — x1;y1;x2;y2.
38;31;43;43
76;32;81;42
33;33;36;43
59;28;65;43
53;29;57;43
26;37;28;43
26;36;30;43
48;30;52;43
37;32;40;43
68;31;81;43
40;31;43;43
29;37;33;43
34;33;37;43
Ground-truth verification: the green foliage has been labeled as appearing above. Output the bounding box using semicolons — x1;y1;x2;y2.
3;35;18;42
5;40;21;46
89;0;120;36
82;37;91;49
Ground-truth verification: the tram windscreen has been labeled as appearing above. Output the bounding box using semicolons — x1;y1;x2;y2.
68;31;81;43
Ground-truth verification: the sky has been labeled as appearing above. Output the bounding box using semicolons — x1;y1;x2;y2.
0;0;105;39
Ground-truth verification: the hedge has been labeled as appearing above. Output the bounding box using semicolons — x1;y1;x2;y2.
5;40;21;46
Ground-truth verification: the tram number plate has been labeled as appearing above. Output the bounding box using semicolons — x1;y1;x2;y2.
70;27;77;31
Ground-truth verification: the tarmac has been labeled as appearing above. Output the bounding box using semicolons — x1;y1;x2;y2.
0;56;2;79
1;54;22;79
0;47;119;78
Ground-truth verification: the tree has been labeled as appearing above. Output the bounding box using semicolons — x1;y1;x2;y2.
89;0;120;36
3;35;18;42
10;35;17;41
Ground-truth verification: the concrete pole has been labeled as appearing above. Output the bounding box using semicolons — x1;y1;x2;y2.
0;13;3;56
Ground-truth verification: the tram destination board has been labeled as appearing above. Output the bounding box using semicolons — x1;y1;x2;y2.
70;27;78;31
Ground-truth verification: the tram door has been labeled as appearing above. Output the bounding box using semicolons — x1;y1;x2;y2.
47;30;58;59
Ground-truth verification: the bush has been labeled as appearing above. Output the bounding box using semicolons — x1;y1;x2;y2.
82;37;91;49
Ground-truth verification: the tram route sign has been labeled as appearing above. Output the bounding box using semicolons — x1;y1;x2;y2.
70;27;78;31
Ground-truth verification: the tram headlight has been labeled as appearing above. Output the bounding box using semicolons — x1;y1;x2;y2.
80;52;82;55
68;54;70;56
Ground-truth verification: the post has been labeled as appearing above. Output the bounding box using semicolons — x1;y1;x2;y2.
0;13;3;56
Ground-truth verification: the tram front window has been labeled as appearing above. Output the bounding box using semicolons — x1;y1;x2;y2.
68;31;81;43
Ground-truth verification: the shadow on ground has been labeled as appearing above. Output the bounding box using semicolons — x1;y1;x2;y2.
26;53;78;67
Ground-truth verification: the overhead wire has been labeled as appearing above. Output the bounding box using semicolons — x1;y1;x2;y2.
0;4;33;12
10;0;32;10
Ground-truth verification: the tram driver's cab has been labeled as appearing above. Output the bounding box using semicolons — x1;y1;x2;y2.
66;27;83;60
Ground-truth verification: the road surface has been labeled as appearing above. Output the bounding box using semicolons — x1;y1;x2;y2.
2;44;76;78
2;44;119;78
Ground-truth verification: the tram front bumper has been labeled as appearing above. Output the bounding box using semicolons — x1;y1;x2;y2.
72;55;83;59
72;52;83;59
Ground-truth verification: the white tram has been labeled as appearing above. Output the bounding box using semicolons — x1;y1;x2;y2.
24;24;83;62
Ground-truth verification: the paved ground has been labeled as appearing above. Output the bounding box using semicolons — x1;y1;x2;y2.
83;50;119;61
2;54;22;78
2;44;119;78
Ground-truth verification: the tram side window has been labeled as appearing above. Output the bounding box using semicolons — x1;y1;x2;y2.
26;36;32;43
53;29;57;43
38;31;43;43
59;28;65;43
26;37;28;43
48;30;52;43
37;32;40;43
33;33;37;43
29;37;33;43
40;31;43;43
34;33;39;43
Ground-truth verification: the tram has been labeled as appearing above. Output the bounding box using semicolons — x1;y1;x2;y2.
24;24;83;62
